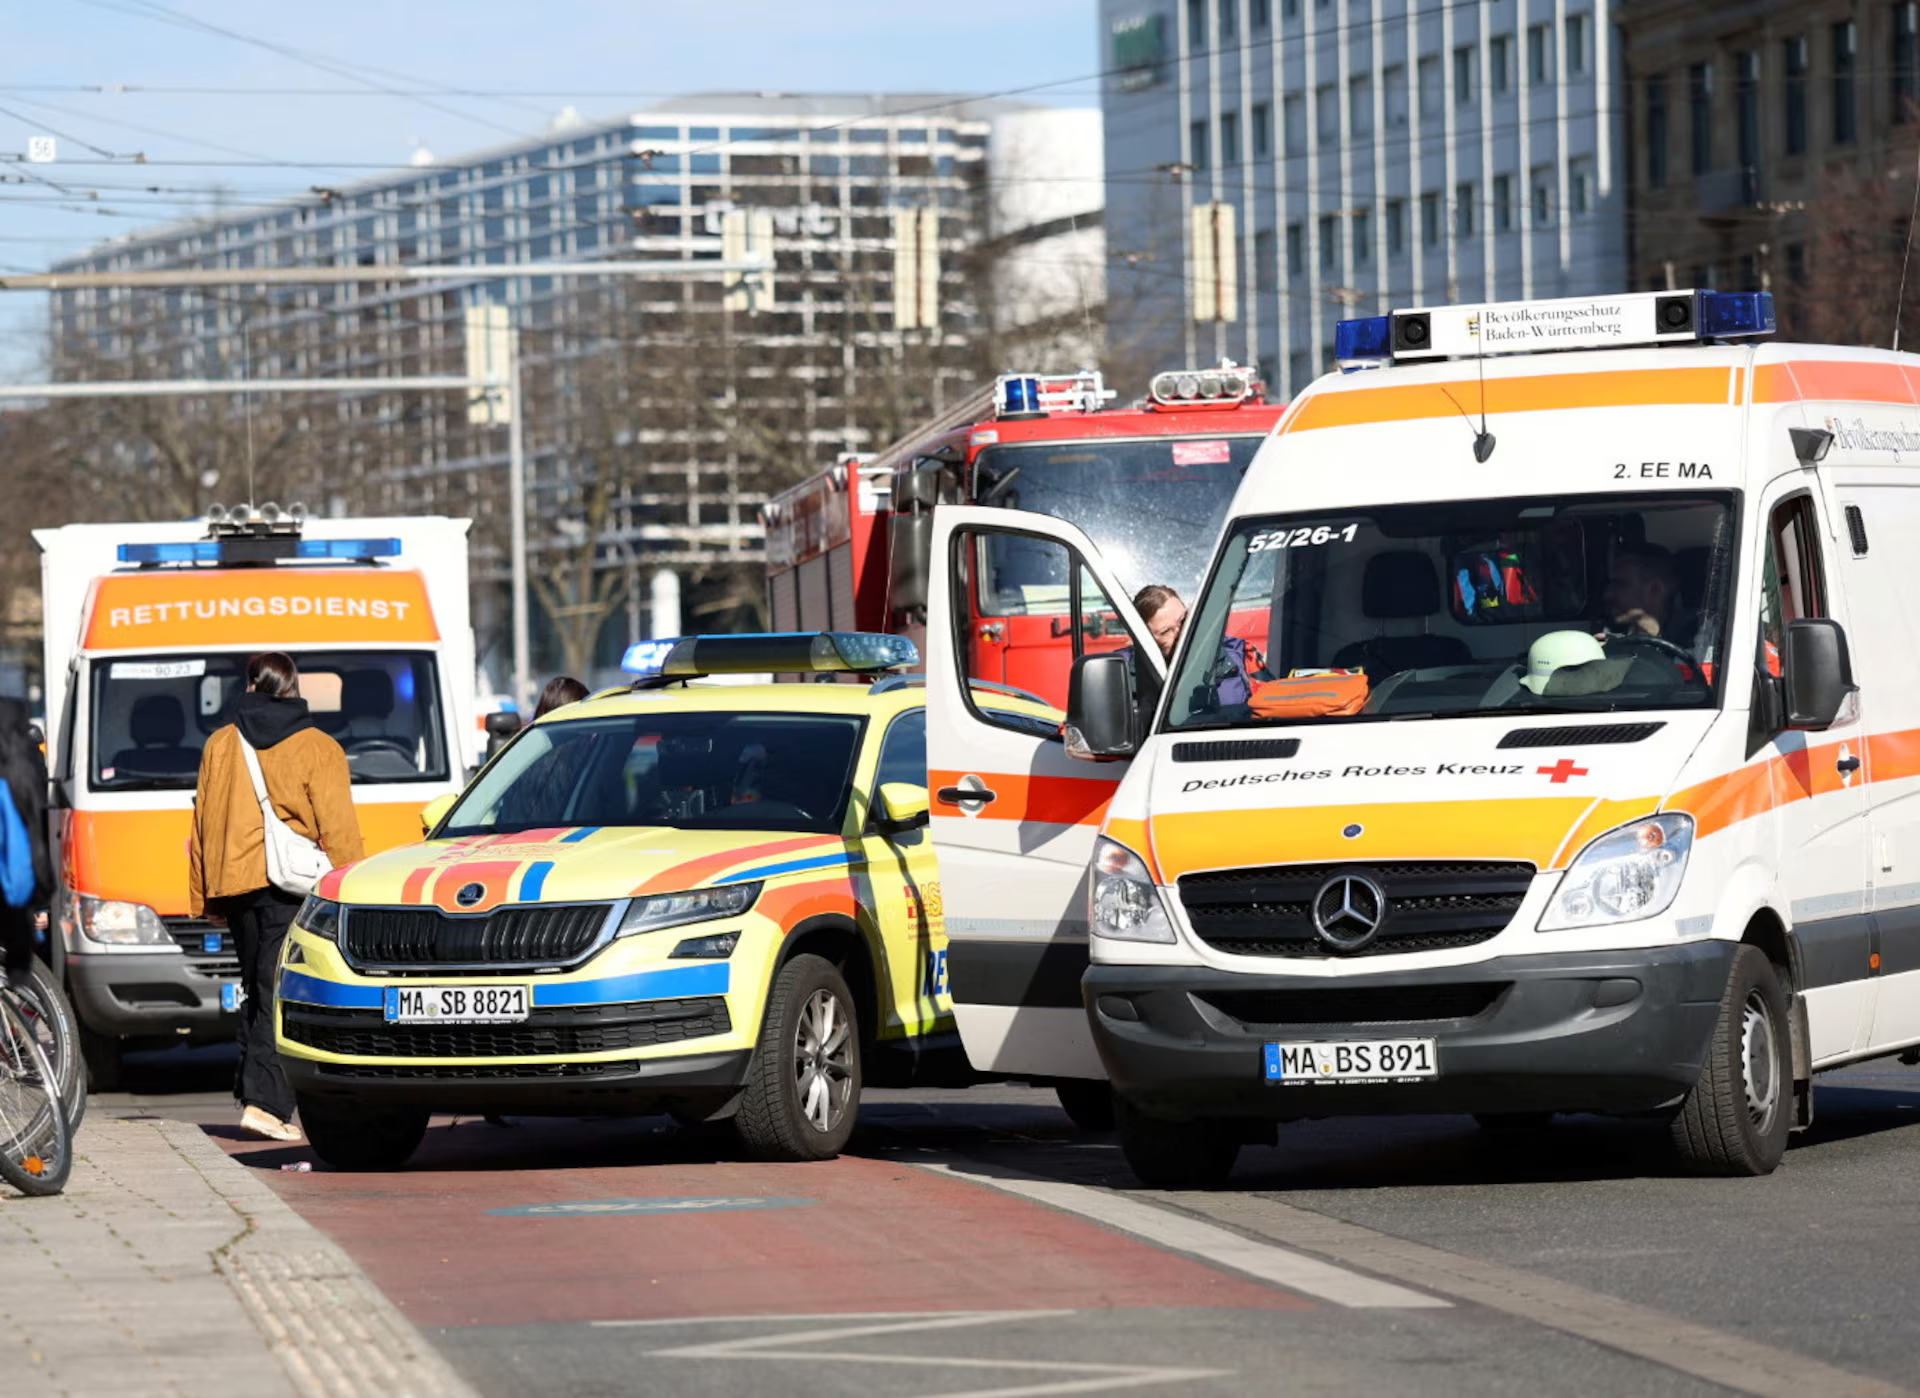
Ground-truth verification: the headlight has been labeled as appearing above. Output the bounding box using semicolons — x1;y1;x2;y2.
67;893;172;947
618;882;761;938
297;896;342;941
1540;814;1694;930
1089;836;1175;943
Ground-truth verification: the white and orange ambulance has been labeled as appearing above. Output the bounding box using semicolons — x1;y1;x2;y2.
925;288;1920;1184
35;511;476;1085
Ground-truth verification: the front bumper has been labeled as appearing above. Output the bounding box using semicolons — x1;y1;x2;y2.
65;949;240;1038
284;1046;753;1116
1087;942;1735;1121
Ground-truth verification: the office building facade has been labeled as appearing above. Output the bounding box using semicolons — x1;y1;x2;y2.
1100;0;1625;397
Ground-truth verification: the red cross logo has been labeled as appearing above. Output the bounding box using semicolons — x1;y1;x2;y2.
1538;758;1590;784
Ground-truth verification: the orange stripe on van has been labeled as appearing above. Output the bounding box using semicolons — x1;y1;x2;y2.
1282;366;1734;434
928;769;1120;827
1752;360;1920;406
1103;815;1157;879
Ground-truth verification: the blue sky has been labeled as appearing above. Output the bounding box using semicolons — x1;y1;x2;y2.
0;0;1100;377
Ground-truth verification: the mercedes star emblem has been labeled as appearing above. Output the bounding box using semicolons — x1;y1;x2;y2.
1311;873;1386;953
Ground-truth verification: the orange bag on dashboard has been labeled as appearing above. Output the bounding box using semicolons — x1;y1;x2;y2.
1247;670;1369;719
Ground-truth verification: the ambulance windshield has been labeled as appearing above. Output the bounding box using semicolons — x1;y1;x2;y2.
1162;492;1738;731
89;650;448;788
442;710;866;837
973;436;1262;598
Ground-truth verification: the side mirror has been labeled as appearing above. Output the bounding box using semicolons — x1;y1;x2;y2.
889;512;933;610
874;781;931;834
483;709;521;758
1784;617;1855;730
420;792;459;836
1066;652;1139;760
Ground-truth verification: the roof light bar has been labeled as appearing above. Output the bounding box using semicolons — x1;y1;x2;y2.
1147;361;1258;407
992;370;1113;419
1335;289;1777;368
623;632;920;684
117;536;401;566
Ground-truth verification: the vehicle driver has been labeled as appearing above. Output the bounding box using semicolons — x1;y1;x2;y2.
1134;584;1265;708
1600;546;1695;647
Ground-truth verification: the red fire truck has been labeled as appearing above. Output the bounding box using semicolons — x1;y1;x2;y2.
762;366;1285;703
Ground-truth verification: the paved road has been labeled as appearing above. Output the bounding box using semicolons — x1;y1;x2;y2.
97;1045;1920;1398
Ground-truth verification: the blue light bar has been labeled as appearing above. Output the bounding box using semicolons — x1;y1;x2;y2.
1334;314;1394;370
294;538;402;560
997;375;1040;416
117;542;221;564
1697;290;1776;339
623;632;921;681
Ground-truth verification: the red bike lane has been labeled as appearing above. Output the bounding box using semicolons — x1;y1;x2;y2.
214;1116;1308;1331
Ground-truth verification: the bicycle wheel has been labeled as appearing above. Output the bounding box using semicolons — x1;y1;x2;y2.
0;992;72;1196
12;959;86;1133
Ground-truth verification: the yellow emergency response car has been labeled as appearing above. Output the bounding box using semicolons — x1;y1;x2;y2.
276;632;1012;1169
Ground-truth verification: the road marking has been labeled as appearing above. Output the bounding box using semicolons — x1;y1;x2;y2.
916;1160;1447;1310
643;1309;1232;1398
486;1196;814;1217
1162;1189;1916;1398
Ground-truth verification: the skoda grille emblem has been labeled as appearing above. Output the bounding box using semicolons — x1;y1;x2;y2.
1311;873;1386;953
455;882;486;908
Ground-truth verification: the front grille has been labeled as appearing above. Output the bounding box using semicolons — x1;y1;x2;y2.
1178;860;1535;959
164;917;241;979
1197;983;1505;1027
314;1060;638;1081
340;903;612;967
282;996;730;1058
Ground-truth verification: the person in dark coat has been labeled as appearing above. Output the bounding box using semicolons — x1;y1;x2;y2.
0;698;51;993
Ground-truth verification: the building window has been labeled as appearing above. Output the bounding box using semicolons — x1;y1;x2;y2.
1252;101;1272;156
1569;156;1594;215
1531;165;1554;226
1833;21;1858;145
1455;182;1475;238
1190;118;1210;170
1317;84;1340;145
1255;227;1277;290
1218;0;1235;40
1282;0;1299;17
1898;3;1919;122
1565;12;1588;77
1491;34;1513;96
1785;36;1809;155
1493;173;1514;232
1319;213;1338;269
1252;0;1271;29
1454;46;1476;106
1353;209;1372;264
1387;197;1407;255
1421;190;1442;246
1690;61;1713;174
1286;221;1304;275
1384;64;1409;126
1645;76;1668;190
1284;93;1307;154
1736;51;1761;201
1288;350;1310;389
1528;24;1550;84
1187;0;1205;44
1419;55;1443;117
1221;111;1240;164
1786;243;1807;285
1350;76;1373;136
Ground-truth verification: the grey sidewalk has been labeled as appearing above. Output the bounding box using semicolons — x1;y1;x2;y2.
0;1116;477;1398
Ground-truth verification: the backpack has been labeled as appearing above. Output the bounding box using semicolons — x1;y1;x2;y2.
0;779;35;908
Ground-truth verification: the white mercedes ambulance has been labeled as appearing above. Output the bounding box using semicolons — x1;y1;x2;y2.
924;289;1914;1184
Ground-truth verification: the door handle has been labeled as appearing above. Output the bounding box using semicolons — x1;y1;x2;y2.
937;786;997;805
1837;755;1862;775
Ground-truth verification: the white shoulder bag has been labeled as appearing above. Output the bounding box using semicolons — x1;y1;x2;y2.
236;733;332;898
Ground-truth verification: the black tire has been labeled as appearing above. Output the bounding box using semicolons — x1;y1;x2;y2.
0;995;73;1196
1115;1095;1239;1189
15;960;86;1134
77;1021;123;1095
1474;1112;1553;1131
1669;945;1791;1176
298;1095;428;1170
1054;1079;1116;1132
732;953;861;1162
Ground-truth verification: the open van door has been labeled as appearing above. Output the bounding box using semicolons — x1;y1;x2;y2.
924;505;1163;1079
